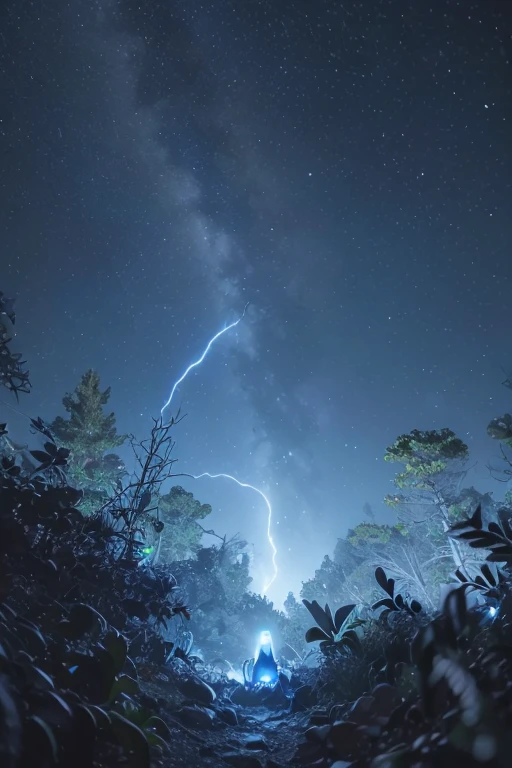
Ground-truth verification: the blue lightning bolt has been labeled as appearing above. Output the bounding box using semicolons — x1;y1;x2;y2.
159;303;278;595
160;302;249;417
190;472;278;594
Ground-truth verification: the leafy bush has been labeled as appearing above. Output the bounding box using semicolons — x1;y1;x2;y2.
299;580;512;766
0;600;172;767
298;505;512;766
302;599;363;655
372;565;423;616
0;415;189;766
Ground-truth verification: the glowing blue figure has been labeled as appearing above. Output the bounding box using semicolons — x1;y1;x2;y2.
160;302;249;417
243;630;279;688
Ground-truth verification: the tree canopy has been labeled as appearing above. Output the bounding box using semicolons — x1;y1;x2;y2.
158;485;213;562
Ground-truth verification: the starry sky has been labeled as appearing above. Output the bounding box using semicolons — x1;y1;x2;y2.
1;0;511;606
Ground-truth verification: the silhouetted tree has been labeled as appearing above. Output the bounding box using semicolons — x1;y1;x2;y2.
158;485;212;562
0;292;30;399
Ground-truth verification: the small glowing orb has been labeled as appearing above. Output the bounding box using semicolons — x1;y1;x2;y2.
489;606;497;617
259;675;272;683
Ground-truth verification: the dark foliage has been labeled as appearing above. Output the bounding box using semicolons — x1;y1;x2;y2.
0;419;187;766
298;579;512;766
0;293;31;400
453;562;508;600
0;602;174;768
449;503;512;564
298;506;512;767
302;598;363;655
372;565;423;616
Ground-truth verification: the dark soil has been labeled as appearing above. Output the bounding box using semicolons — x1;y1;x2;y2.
139;665;310;768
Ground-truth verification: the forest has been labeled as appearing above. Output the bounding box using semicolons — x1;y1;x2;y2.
2;289;512;768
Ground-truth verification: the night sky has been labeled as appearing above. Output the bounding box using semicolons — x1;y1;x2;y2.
1;0;511;606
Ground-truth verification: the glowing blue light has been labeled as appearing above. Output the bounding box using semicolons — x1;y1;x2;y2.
160;303;249;416
257;630;273;652
251;629;278;686
255;629;274;659
489;606;497;617
192;473;278;593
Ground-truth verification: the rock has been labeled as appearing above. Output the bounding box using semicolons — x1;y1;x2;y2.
308;711;330;727
177;704;216;729
291;684;317;712
229;681;288;709
261;684;288;710
293;741;324;765
230;685;264;707
305;724;331;743
329;720;366;760
176;675;216;706
216;704;239;726
346;695;374;724
264;716;286;727
238;733;268;750
245;710;272;724
220;752;262;768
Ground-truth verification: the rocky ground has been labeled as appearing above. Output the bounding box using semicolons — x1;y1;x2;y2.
137;661;316;768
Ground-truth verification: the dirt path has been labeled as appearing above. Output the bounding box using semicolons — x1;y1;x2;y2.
139;665;311;768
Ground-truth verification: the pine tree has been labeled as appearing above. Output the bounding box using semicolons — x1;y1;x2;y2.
50;369;127;513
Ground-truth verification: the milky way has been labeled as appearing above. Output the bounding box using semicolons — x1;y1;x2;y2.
1;0;511;603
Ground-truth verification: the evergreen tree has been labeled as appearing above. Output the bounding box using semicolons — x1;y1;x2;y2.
50;370;127;514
